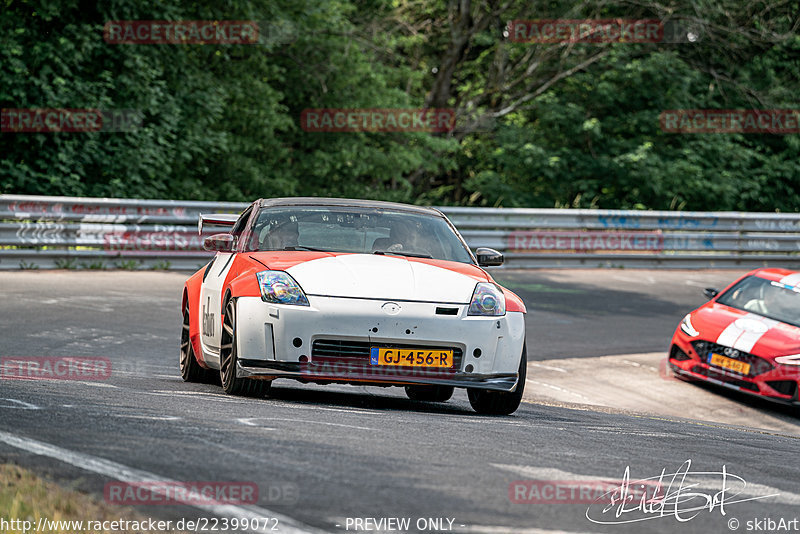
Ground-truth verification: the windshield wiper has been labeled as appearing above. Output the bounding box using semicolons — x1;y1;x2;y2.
374;250;432;259
283;245;330;252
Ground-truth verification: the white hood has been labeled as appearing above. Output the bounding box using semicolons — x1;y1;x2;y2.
286;254;481;303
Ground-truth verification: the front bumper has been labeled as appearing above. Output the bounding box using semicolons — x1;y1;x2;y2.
233;295;526;392
669;329;800;406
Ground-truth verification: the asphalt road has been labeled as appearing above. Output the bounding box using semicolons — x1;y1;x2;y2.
1;270;799;534
492;269;743;359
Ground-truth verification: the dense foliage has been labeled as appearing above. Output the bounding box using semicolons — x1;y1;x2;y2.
1;0;798;210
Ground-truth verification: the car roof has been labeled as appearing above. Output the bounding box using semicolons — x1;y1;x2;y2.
256;197;444;217
751;267;800;282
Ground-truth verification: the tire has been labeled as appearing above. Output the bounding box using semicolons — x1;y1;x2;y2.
220;299;272;397
404;385;454;403
467;343;526;415
180;305;211;382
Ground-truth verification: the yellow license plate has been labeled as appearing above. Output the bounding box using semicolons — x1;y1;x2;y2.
370;347;453;367
709;353;751;375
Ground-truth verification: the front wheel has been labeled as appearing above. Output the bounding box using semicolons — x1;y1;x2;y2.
404;385;454;403
220;299;271;397
468;343;526;415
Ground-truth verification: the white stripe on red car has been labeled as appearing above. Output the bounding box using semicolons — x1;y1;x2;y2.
716;314;778;352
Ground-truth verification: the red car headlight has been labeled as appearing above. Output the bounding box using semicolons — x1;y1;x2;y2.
775;354;800;366
680;313;699;337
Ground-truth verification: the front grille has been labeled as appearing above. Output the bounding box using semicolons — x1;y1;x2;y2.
690;340;774;376
766;380;798;397
312;339;373;359
311;339;463;370
691;364;760;392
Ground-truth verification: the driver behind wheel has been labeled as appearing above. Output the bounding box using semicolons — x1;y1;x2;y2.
264;220;299;250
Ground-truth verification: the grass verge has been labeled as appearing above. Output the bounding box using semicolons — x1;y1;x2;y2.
0;463;183;533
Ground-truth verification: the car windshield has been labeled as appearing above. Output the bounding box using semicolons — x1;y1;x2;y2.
716;274;800;327
245;205;474;264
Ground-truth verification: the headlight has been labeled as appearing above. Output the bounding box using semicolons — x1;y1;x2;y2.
775;354;800;366
468;283;506;316
256;270;309;306
680;313;699;337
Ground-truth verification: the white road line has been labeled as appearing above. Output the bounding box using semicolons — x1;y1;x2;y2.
144;391;251;404
620;359;659;373
684;279;707;288
72;381;119;388
149;389;231;399
529;362;568;373
434;414;529;427
150;390;385;415
235;418;278;430
0;430;322;534
262;403;383;415
611;274;656;285
526;379;593;403
237;417;375;431
0;398;40;410
111;415;182;421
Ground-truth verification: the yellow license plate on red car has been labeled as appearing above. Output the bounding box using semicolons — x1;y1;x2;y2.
370;347;453;367
709;353;751;375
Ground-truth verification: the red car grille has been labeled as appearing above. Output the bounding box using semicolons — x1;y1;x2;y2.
690;340;774;376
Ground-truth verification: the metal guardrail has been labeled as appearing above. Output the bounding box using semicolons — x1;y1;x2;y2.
1;194;799;270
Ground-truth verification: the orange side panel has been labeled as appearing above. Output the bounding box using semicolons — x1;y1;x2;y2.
184;264;208;367
502;288;527;314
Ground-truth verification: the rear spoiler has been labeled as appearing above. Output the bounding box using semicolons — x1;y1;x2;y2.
198;213;239;235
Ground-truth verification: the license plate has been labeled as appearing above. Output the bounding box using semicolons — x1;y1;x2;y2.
708;353;751;375
370;347;453;367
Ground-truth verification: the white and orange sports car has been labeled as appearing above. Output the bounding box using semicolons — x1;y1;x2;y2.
180;198;527;414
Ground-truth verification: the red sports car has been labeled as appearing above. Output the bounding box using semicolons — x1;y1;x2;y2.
669;268;800;405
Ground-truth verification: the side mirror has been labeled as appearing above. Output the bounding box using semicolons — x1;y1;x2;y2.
203;233;236;252
476;247;504;267
703;288;718;299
